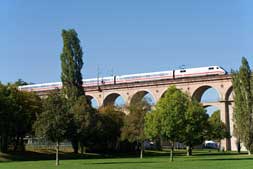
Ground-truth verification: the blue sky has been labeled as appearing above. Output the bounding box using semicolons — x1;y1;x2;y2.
1;0;253;85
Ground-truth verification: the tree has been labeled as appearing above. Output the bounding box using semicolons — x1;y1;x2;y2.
207;110;230;151
121;96;151;159
60;29;86;153
0;83;15;153
70;96;97;154
61;29;84;103
90;105;125;152
144;109;162;150
145;86;188;161
33;91;69;166
233;125;242;153
232;57;253;155
10;87;42;152
182;99;209;156
0;82;41;153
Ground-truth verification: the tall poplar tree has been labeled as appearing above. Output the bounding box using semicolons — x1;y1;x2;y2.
232;57;253;155
60;29;85;153
61;29;84;103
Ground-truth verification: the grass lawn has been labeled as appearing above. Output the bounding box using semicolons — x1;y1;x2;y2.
0;150;252;169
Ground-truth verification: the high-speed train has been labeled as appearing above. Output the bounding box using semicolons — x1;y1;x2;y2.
18;66;227;92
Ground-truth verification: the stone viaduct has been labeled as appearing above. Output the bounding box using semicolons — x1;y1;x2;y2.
36;74;236;151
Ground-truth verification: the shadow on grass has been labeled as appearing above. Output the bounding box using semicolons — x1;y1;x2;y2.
0;149;249;163
0;151;105;163
0;150;176;162
197;157;253;161
85;161;157;165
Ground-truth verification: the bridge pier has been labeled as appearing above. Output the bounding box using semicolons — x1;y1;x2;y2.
220;101;231;151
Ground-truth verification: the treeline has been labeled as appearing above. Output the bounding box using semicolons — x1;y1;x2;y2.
0;80;41;153
0;81;228;156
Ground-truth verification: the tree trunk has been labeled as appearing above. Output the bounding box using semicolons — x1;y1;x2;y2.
236;139;241;154
156;136;162;151
56;141;59;166
140;141;144;159
80;142;85;155
186;146;192;156
217;141;221;152
71;139;79;154
20;137;25;152
14;136;19;152
170;142;174;162
247;150;251;155
0;134;8;153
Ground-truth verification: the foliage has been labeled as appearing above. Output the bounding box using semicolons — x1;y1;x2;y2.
0;82;41;153
145;86;213;158
158;86;187;160
144;109;161;139
182;99;209;156
232;57;253;154
60;29;84;104
70;96;97;153
33;90;69;165
156;86;188;143
207;110;229;144
89;105;125;152
0;83;15;153
60;29;86;153
33;91;69;142
121;96;151;158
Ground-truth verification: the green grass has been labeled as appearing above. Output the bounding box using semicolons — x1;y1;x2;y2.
0;150;253;169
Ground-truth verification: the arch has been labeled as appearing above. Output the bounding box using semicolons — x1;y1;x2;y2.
225;86;233;101
159;86;190;100
86;95;99;109
130;90;156;107
192;85;221;102
160;88;168;99
103;93;126;107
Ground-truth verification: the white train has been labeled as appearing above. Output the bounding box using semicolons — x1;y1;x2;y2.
18;66;227;92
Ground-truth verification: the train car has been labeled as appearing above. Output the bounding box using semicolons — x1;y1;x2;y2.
18;82;62;92
18;66;227;92
82;78;98;87
82;76;115;87
174;66;226;78
116;70;173;84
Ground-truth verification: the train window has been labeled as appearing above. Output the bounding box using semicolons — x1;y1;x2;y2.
180;70;186;73
208;67;214;70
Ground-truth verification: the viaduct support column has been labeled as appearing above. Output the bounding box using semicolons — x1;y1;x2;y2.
220;101;231;151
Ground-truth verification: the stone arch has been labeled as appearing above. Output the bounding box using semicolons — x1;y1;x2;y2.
158;86;189;100
130;90;156;107
192;85;221;102
225;86;233;101
159;88;168;99
103;93;126;107
159;86;179;99
86;95;99;109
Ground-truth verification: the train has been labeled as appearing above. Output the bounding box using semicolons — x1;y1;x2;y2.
18;66;227;92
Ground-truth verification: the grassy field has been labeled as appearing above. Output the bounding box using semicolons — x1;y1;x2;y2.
0;150;253;169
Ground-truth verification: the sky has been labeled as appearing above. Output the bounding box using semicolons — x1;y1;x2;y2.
1;0;252;85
